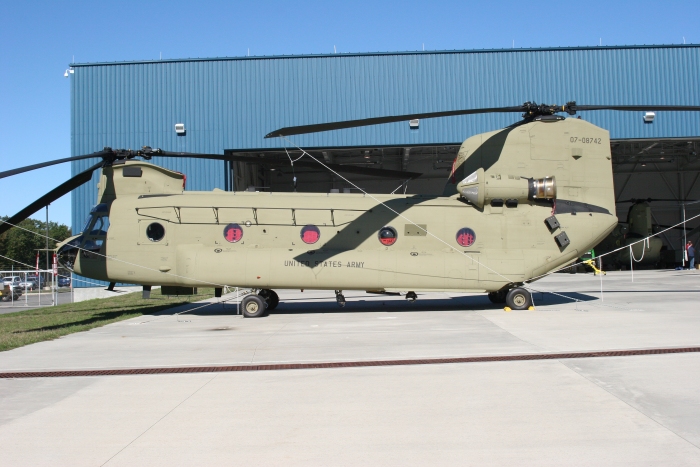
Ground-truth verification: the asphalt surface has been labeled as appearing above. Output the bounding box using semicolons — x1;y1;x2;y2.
0;290;73;314
0;269;699;465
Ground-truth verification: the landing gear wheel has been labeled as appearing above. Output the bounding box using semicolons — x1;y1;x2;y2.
241;294;267;318
505;287;532;310
405;291;417;302
258;289;279;311
487;291;507;304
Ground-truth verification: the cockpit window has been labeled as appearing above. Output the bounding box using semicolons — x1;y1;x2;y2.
89;216;110;236
82;215;93;233
90;203;109;214
82;204;111;235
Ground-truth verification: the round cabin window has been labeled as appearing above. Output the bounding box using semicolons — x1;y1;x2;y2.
223;223;243;243
146;223;165;242
378;226;397;246
300;225;321;244
456;228;476;247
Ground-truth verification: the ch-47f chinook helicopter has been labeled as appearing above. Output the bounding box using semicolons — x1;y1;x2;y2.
2;102;699;316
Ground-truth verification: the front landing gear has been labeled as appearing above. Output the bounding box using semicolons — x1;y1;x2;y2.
241;294;267;318
335;290;346;307
505;287;532;310
405;291;417;302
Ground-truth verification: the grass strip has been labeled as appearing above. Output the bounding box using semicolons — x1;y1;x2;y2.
0;288;217;352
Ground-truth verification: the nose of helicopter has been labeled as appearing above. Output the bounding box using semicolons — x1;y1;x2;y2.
56;235;83;271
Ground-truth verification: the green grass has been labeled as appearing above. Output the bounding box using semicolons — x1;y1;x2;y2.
0;288;216;352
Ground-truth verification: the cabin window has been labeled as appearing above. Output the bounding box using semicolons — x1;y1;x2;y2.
146;223;165;242
223;223;243;243
300;225;320;244
456;228;476;247
378;226;397;246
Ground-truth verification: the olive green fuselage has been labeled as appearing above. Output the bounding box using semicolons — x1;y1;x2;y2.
67;117;618;293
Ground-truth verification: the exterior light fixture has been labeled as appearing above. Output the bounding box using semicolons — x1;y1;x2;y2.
175;123;186;135
643;112;655;124
63;68;74;78
409;119;419;130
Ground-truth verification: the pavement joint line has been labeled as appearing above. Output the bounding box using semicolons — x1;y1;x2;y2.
2;346;699;379
562;361;700;451
100;373;219;466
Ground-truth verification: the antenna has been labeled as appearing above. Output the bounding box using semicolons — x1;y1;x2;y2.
512;40;514;48
422;43;424;51
247;48;250;56
599;38;602;46
334;45;337;53
160;52;162;60
683;37;686;44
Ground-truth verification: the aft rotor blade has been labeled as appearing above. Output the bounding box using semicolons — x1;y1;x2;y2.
575;105;700;112
265;106;524;138
265;102;700;138
156;151;422;179
0;161;103;236
0;151;111;180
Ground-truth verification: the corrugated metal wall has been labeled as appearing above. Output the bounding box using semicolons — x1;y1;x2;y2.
70;45;700;285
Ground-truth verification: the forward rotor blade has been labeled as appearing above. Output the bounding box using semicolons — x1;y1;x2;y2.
0;161;103;236
156;151;422;179
265;106;524;138
0;151;110;180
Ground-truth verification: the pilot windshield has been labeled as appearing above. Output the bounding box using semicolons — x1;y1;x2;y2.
89;216;110;236
82;204;110;236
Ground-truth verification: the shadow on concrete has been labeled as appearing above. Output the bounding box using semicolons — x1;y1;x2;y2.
154;290;599;317
529;291;599;306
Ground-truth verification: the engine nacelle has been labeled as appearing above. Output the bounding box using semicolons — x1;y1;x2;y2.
457;168;556;208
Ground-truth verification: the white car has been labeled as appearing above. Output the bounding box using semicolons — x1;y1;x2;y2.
3;276;22;288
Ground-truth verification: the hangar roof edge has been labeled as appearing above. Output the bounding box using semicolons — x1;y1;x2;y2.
69;44;700;67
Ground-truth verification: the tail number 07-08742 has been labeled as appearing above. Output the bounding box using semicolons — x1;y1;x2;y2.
569;137;602;144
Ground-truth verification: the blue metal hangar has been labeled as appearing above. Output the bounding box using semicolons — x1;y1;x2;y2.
70;44;700;265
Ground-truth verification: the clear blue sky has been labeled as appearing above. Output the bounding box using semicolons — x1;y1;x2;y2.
1;0;698;229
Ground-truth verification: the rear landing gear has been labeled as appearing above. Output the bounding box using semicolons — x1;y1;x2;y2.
405;291;417;302
505;287;532;310
335;290;346;307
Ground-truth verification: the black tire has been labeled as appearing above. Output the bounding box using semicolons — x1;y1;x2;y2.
487;291;507;304
506;287;532;310
241;294;267;318
258;289;279;311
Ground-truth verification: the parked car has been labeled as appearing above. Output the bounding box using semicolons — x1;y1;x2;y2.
18;278;37;290
26;274;45;288
3;276;22;288
58;276;71;287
